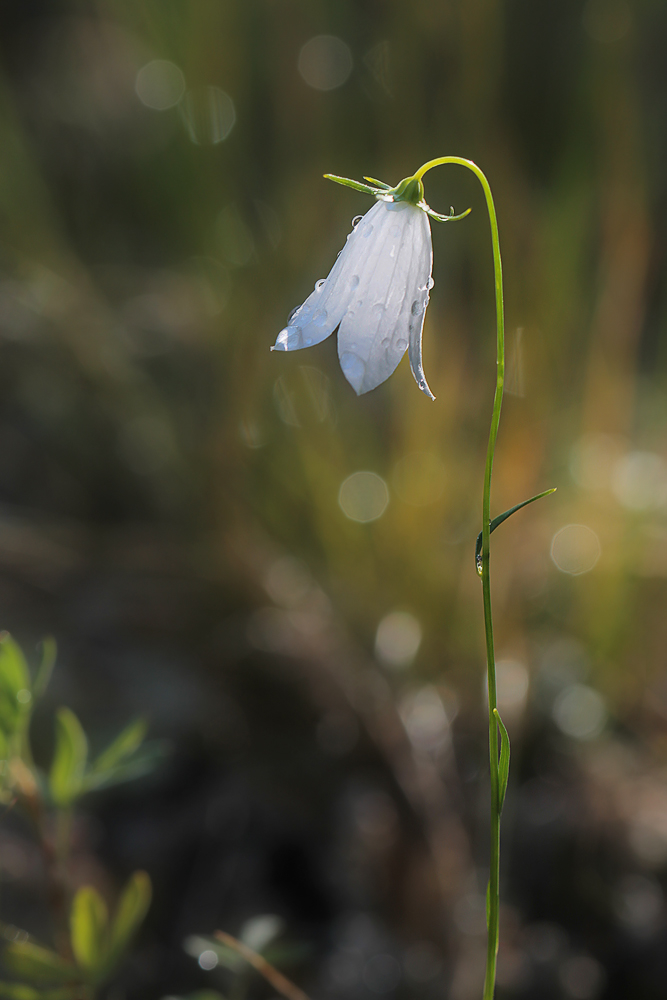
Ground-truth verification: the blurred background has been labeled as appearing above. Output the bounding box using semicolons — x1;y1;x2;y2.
1;0;667;997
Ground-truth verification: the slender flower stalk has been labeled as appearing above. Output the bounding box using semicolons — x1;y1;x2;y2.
274;157;553;1000
414;157;505;999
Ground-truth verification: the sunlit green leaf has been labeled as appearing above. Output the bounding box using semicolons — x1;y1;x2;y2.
104;871;151;974
2;942;78;985
49;708;88;807
70;886;108;974
90;718;147;775
475;488;557;568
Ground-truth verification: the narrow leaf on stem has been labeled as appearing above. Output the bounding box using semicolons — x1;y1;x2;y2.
493;708;511;813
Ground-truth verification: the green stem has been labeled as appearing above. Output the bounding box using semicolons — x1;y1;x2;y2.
416;157;505;1000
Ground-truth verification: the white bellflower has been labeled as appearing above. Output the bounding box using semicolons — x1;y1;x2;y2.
272;173;469;398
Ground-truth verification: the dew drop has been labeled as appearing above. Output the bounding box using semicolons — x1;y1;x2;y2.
287;305;300;323
350;275;360;289
313;308;328;326
305;336;313;346
397;338;408;351
390;246;396;258
372;303;385;318
476;553;484;577
427;277;435;290
381;337;391;348
363;225;373;238
411;300;422;316
356;300;363;309
315;278;326;291
352;215;363;228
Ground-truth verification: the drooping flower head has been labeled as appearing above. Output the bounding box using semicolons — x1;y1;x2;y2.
272;172;470;398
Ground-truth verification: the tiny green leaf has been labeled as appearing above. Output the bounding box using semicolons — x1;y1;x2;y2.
91;718;147;774
49;708;88;807
493;708;511;813
82;741;168;793
70;886;109;975
2;942;78;985
0;634;31;734
105;871;151;973
323;174;379;195
475;488;557;569
33;638;57;700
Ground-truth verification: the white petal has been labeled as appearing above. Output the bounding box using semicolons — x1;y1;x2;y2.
272;201;388;352
406;211;435;400
336;202;433;396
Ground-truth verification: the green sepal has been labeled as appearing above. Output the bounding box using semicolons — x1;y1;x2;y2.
323;174;380;195
363;176;391;189
494;708;510;813
426;206;472;223
2;942;78;985
475;488;557;569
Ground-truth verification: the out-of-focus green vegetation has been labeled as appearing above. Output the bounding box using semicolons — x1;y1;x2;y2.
2;0;667;997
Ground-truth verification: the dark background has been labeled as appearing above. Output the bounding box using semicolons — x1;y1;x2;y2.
1;1;667;998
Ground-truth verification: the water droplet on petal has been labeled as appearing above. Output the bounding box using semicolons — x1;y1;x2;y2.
313;309;328;326
356;300;363;309
304;336;313;346
390;246;396;258
352;215;363;228
381;337;391;348
315;278;326;291
350;275;360;289
397;338;408;351
363;225;373;238
373;303;385;318
340;352;366;388
427;277;435;290
287;305;300;323
411;300;422;316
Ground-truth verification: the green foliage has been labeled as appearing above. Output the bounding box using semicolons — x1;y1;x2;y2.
2;873;152;995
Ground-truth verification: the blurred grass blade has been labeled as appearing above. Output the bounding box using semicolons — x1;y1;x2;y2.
33;637;57;700
493;708;510;813
323;174;378;195
475;488;557;567
0;985;78;999
49;708;88;807
91;718;147;774
105;871;152;972
2;942;78;985
70;886;109;975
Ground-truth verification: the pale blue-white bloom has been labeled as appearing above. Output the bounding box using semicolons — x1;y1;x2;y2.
273;192;437;398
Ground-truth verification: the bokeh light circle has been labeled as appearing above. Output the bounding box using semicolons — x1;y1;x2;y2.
338;471;389;522
298;35;353;91
550;524;601;575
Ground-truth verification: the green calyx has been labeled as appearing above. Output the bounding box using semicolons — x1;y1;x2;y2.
390;175;424;206
323;170;471;224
